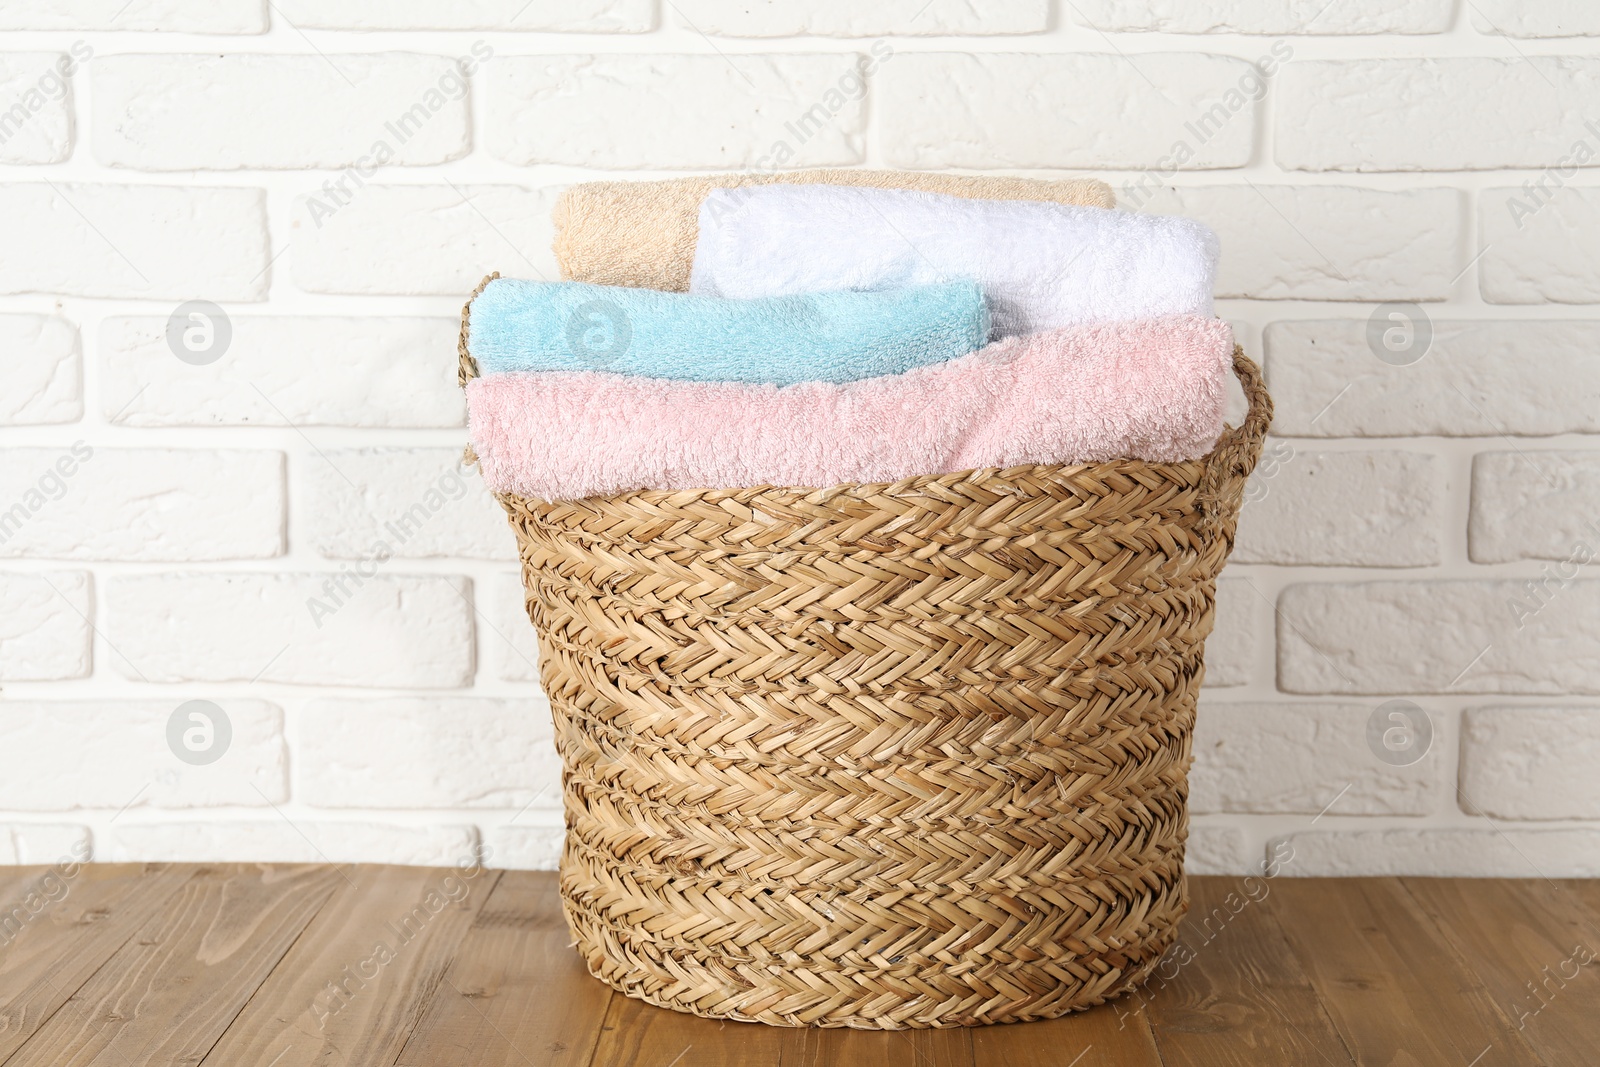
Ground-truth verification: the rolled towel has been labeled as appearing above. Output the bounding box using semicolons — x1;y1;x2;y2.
468;315;1234;501
466;276;989;386
552;169;1116;292
691;185;1219;339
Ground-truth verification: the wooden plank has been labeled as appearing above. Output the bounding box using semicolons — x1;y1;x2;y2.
5;863;341;1067
394;870;613;1067
782;1024;973;1067
1268;877;1543;1067
1402;877;1600;1066
971;1000;1161;1067
0;863;195;1061
203;862;502;1067
1141;875;1355;1066
588;992;785;1067
1556;877;1600;934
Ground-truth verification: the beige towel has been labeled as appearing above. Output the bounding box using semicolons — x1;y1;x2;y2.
551;170;1117;292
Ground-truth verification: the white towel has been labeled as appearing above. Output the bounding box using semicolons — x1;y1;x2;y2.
690;185;1219;339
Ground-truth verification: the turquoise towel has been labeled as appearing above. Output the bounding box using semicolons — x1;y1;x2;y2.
467;277;990;385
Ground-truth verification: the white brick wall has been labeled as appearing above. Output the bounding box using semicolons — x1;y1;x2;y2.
487;54;867;169
2;5;1597;879
0;571;91;679
881;53;1256;170
93;53;473;171
0;53;74;163
0;315;80;424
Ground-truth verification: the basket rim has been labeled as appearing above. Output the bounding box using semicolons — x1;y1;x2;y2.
456;271;1273;527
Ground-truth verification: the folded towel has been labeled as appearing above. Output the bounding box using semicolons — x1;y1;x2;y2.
552;170;1117;292
691;186;1219;340
468;315;1234;501
466;276;989;386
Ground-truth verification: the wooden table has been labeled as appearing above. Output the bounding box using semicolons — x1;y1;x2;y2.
1;864;1596;1065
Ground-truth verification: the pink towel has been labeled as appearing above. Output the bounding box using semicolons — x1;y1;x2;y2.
468;315;1233;501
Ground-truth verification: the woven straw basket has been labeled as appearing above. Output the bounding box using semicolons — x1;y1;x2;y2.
459;275;1272;1030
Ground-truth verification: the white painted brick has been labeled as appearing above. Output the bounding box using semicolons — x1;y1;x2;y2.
0;1;265;32
105;573;475;688
1481;187;1600;304
1264;320;1600;437
109;821;478;865
0;315;80;426
882;52;1255;170
1234;450;1440;566
299;698;558;809
1270;830;1600;877
1128;186;1461;300
483;825;563;870
488;54;865;170
676;0;1048;36
292;185;557;295
100;317;463;428
1192;701;1434;815
0;448;283;561
0;183;268;300
94;53;469;171
490;571;541;684
1278;581;1600;695
273;0;650;31
0;823;91;864
307;449;512;561
1472;2;1600;37
1204;578;1253;688
0;571;90;680
1184;825;1250;876
0;701;286;809
1461;706;1600;819
1470;452;1600;563
0;53;74;163
1073;0;1449;34
1280;59;1600;171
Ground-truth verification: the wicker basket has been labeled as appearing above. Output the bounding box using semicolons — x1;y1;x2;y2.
459;276;1272;1029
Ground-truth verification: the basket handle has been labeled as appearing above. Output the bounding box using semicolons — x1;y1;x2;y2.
1197;345;1274;536
457;272;501;468
458;271;499;390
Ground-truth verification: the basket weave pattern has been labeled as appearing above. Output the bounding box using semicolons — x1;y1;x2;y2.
461;278;1272;1028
